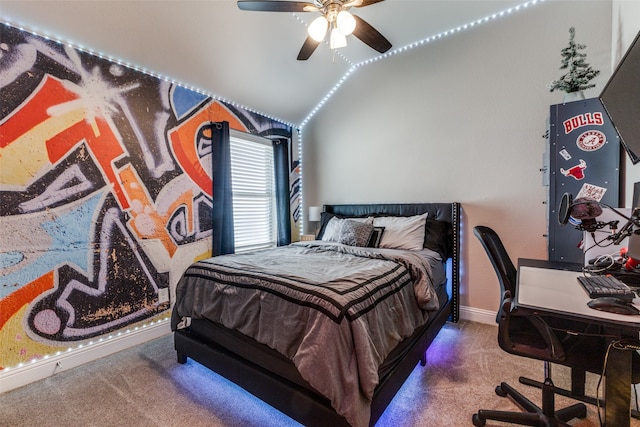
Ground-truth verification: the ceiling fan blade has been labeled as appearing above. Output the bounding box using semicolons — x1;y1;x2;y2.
352;15;392;53
237;1;316;12
343;0;385;8
297;36;321;60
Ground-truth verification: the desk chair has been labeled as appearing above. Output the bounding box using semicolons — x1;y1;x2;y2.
472;226;594;427
473;226;640;421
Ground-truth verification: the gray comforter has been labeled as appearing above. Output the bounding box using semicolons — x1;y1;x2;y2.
171;241;440;427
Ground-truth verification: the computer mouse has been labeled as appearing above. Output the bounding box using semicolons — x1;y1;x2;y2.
587;297;640;315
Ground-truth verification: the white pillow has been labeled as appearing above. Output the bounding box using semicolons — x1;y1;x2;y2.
373;213;428;250
321;217;342;242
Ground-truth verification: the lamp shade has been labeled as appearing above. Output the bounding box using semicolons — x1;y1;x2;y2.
337;11;356;36
329;27;347;49
308;16;328;41
308;206;322;222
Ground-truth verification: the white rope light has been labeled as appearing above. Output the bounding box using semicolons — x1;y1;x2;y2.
298;130;305;236
0;19;296;371
0;20;296;129
299;0;544;129
1;317;170;372
3;0;543;131
1;0;543;368
296;0;542;223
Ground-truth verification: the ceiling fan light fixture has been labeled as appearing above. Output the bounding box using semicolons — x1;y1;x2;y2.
237;0;395;60
308;16;328;41
336;10;356;36
329;27;347;49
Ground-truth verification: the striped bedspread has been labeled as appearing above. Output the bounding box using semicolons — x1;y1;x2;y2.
171;242;439;427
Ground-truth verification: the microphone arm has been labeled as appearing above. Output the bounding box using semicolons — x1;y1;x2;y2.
559;193;640;244
577;219;618;234
612;220;632;245
607;208;640;245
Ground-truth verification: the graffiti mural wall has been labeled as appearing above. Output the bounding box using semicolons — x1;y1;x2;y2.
0;23;300;369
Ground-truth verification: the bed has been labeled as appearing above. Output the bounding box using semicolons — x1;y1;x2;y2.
171;202;460;427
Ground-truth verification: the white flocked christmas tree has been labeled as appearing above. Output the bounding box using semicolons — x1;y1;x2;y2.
548;27;600;95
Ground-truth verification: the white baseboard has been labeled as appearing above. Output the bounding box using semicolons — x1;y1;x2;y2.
459;305;497;325
0;319;172;394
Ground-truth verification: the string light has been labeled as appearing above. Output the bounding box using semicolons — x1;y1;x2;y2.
2;0;542;131
1;317;171;374
1;0;542;371
298;130;305;236
0;20;296;129
295;0;542;223
298;0;544;129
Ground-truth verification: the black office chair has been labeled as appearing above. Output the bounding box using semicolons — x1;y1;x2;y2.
472;226;640;422
472;225;602;427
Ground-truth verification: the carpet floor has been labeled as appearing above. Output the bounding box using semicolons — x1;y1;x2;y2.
1;320;638;426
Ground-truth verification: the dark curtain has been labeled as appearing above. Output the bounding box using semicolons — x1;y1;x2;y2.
273;138;292;246
211;121;235;255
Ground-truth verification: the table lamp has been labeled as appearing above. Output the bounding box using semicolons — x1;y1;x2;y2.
308;206;321;236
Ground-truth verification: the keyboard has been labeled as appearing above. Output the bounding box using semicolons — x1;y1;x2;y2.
577;275;637;302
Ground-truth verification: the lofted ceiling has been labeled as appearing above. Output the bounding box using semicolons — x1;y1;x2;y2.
1;0;535;126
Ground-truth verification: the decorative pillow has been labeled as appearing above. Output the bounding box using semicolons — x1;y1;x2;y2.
349;216;374;224
367;226;385;248
373;213;428;251
339;220;375;247
321;217;374;247
423;219;451;259
316;213;372;240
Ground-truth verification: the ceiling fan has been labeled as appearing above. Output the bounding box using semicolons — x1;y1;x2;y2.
237;0;392;60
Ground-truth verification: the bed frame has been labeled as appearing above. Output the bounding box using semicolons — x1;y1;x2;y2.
174;202;461;426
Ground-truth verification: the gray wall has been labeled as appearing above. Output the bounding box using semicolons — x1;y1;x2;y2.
303;0;639;321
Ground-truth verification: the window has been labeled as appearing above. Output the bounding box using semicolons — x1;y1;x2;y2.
230;130;276;252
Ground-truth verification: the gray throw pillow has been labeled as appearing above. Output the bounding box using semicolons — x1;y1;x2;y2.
322;218;374;247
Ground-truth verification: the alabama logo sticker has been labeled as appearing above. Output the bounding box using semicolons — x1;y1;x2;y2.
576;130;606;151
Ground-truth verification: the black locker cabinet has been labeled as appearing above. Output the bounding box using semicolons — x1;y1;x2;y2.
547;97;620;263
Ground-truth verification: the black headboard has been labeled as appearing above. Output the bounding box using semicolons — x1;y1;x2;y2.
323;202;461;322
324;202;455;223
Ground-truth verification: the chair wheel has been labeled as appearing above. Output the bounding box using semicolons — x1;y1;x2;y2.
472;413;486;426
495;385;507;397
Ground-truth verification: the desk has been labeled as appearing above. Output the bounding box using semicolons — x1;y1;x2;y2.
516;259;640;427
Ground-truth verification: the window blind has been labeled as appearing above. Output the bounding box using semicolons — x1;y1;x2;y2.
230;131;276;252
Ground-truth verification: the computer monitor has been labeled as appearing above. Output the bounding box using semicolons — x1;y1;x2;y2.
627;182;640;259
634;181;640;208
600;30;640;163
